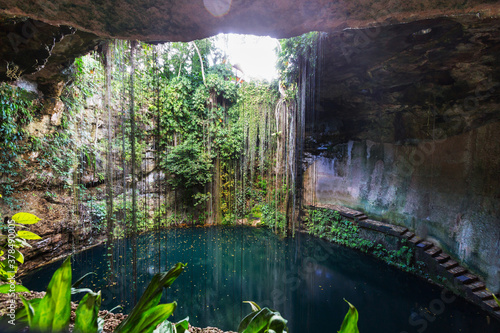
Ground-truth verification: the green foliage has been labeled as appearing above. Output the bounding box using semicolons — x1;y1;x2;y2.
493;294;500;308
261;203;286;235
0;284;29;293
0;212;41;282
305;208;419;273
277;32;322;85
338;300;359;333
0;83;37;206
162;136;213;189
6;258;187;333
114;262;186;333
10;212;41;224
29;256;72;332
73;291;102;333
238;302;288;333
153;317;189;333
305;209;371;251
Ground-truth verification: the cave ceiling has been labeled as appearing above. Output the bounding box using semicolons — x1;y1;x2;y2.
0;0;499;143
312;16;500;144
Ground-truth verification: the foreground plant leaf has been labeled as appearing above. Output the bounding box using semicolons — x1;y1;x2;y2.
31;256;72;332
338;299;359;333
153;316;189;333
11;212;41;224
130;302;177;333
20;296;34;327
13;249;24;264
0;284;29;293
114;262;186;333
17;230;42;240
238;302;288;333
494;294;500;307
14;298;42;325
74;291;102;333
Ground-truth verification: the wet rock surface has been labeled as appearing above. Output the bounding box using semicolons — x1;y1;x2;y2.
312;16;500;145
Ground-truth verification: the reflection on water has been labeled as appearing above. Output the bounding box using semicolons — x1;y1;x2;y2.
22;226;500;332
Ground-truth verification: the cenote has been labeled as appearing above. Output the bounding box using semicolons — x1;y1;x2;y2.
21;226;500;333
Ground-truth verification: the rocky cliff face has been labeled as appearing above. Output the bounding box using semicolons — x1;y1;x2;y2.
304;17;500;292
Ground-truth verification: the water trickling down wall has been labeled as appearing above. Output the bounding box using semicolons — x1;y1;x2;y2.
301;18;500;293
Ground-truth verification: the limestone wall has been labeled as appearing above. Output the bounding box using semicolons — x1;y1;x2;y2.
303;121;500;292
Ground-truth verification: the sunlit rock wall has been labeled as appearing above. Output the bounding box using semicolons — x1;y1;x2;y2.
303;122;500;292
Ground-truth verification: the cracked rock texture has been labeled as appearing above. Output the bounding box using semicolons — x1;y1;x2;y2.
304;17;500;292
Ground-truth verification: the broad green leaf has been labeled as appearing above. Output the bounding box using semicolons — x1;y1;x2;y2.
153;317;189;333
13;249;24;264
0;284;29;293
74;291;102;333
16;298;42;324
243;301;261;312
268;314;288;333
154;317;190;333
11;213;41;224
338;300;359;333
20;296;34;327
1;259;17;274
115;262;186;333
32;256;72;332
175;317;190;333
238;309;257;331
17;230;42;240
124;302;177;333
152;319;174;333
238;304;288;333
241;308;274;333
494;294;500;307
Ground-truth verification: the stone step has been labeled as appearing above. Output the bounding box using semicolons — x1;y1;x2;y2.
409;236;423;245
402;231;415;240
440;259;458;269
466;281;486;292
354;212;365;217
456;273;479;285
425;246;442;257
448;266;467;277
399;228;409;235
484;299;500;311
435;253;450;263
473;290;494;301
416;241;433;251
357;216;368;221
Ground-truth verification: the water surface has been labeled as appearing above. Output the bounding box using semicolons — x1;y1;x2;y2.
22;226;500;332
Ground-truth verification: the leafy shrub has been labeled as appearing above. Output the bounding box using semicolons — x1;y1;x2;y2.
261;203;286;235
0;212;41;285
238;301;288;333
238;299;359;333
1;258;188;333
305;208;419;273
161;136;213;189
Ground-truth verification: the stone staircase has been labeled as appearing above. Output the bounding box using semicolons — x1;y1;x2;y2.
306;203;500;320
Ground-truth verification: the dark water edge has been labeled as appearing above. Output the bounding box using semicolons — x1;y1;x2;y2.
21;226;500;333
